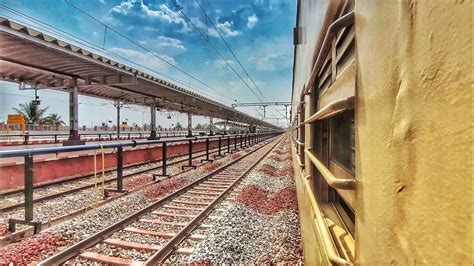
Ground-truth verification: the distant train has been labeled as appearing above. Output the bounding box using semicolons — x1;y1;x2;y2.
290;0;471;265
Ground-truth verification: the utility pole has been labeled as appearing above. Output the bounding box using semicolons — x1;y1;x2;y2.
114;100;124;140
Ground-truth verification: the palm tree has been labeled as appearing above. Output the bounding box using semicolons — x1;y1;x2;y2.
13;101;48;125
43;113;66;131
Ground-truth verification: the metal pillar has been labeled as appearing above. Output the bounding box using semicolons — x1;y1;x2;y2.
223;119;228;135
201;137;213;163
209;117;214;135
218;137;222;157
162;142;167;176
227;135;231;154
148;105;159;140
116;147;123;191
187;113;192;137
8;155;42;234
153;142;169;179
182;139;196;170
115;101;122;140
104;146;127;197
64;85;84;146
24;155;33;221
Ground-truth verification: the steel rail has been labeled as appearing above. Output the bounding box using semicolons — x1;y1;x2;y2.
37;134;278;265
145;135;283;264
0;146;224;212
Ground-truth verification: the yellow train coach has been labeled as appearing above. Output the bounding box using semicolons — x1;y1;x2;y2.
290;0;472;265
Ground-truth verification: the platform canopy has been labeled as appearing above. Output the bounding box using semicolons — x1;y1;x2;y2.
0;17;280;130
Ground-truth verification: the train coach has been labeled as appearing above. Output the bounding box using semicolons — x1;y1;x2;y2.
290;0;471;265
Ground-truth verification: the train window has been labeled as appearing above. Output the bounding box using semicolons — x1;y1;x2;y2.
330;110;355;174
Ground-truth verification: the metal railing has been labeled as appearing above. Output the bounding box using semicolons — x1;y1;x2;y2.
0;131;281;233
304;149;355;190
0;131;213;145
304;11;355;95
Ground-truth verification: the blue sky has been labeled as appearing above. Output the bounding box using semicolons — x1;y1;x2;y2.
0;0;295;128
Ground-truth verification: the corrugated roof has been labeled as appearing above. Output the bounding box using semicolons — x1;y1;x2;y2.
0;17;279;129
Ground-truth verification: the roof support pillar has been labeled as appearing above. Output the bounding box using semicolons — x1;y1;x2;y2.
114;101;123;141
64;82;84;146
148;105;159;140
209;117;214;136
187;113;192;137
223;119;228;135
249;125;256;133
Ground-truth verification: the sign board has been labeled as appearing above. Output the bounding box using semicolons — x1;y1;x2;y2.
7;114;25;124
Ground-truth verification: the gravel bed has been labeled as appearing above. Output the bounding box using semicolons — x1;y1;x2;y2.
87;243;153;262
189;203;302;264
177;195;213;203
132;220;181;233
189;226;210;236
184;136;303;264
158;207;201;215
241;172;294;193
149;214;192;223
179;238;201;249
166;254;189;264
110;230;168;246
164;202;205;209
0;188;100;222
47;192;147;241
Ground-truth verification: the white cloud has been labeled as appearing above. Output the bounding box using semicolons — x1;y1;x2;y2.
143;27;160;33
247;14;258;29
214;59;235;68
246;36;293;72
110;0;190;32
251;53;291;72
209;21;241;38
156;36;186;51
188;17;240;38
109;47;175;70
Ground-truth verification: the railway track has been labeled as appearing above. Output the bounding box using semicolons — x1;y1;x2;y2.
0;146;225;213
38;136;282;265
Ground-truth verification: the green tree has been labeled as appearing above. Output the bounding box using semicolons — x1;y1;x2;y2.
43;113;66;130
13;101;49;124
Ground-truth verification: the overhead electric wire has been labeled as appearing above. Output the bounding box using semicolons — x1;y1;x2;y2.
172;0;264;103
195;0;267;101
0;4;237;105
60;1;236;103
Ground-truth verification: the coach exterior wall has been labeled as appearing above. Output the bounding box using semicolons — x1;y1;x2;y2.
355;0;472;264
